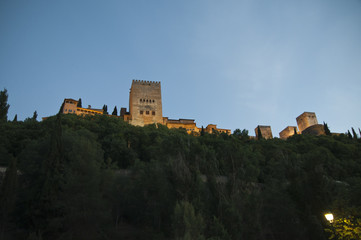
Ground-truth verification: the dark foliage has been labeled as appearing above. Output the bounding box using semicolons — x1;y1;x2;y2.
0;89;10;122
0;114;360;239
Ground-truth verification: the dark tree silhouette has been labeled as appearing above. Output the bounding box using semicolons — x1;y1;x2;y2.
77;98;82;108
351;127;358;139
347;130;353;139
0;89;10;122
112;106;118;116
103;105;108;115
323;122;331;135
257;126;263;140
32;111;38;121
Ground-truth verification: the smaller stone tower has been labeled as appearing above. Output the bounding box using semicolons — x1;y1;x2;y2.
255;125;273;139
279;126;298;139
129;80;163;126
296;112;318;133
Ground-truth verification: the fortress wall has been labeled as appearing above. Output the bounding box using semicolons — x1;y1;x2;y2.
279;126;298;139
301;124;325;136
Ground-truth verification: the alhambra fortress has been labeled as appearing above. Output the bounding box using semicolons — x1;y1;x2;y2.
60;80;326;139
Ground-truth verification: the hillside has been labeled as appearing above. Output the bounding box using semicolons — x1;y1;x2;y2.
0;114;360;239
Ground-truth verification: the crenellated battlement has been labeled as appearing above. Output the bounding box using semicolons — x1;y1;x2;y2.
132;79;161;86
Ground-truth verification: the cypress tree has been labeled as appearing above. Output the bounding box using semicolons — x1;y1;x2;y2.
323;122;331;135
112;106;118;116
12;114;17;122
32;111;38;121
351;127;358;139
102;105;108;115
347;130;353;139
257;126;263;140
0;89;10;122
77;98;82;108
294;128;298;135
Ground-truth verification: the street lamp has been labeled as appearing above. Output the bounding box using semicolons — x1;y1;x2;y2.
324;212;334;223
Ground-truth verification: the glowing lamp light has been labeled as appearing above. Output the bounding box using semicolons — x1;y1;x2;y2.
324;213;334;223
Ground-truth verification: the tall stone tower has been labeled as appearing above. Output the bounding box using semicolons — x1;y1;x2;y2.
129;80;163;126
296;112;318;133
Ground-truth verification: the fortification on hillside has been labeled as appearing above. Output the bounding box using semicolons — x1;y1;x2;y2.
59;80;231;135
296;112;318;133
278;112;326;139
129;80;163;126
58;81;331;138
279;126;298;139
255;125;273;139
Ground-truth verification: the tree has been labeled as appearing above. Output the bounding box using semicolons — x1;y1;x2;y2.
323;122;331;136
103;105;108;115
0;89;10;122
294;128;298;135
12;114;17;122
233;129;249;139
0;156;17;238
77;98;82;108
112;106;118;116
32;111;38;121
172;201;205;240
351;127;358;139
347;130;353;139
324;217;361;240
257;126;263;140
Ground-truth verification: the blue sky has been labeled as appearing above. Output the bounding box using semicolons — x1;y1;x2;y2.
1;0;360;136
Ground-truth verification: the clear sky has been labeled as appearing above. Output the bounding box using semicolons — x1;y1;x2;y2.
1;0;360;136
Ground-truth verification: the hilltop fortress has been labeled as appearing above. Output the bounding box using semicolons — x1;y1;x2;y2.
256;111;326;139
61;80;231;135
60;80;327;138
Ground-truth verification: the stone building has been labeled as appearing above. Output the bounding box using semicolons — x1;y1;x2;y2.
279;126;298;139
59;80;231;135
61;98;103;116
296;112;318;133
255;125;273;139
128;80;163;126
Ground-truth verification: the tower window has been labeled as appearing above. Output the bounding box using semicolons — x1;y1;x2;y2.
153;100;155;103
152;111;155;115
140;110;144;114
140;99;142;102
146;111;149;115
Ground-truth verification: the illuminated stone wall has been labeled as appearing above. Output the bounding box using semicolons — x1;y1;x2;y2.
296;112;318;133
255;125;273;139
129;80;163;126
301;124;325;136
279;126;298;139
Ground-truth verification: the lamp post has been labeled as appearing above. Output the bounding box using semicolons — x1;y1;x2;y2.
324;212;334;223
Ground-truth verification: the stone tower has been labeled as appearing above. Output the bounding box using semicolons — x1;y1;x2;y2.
255;125;273;139
129;80;163;126
296;112;318;133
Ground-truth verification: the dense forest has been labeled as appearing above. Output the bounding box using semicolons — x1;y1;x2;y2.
0;92;361;239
